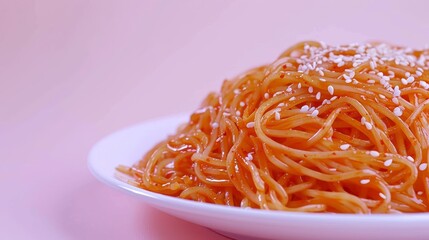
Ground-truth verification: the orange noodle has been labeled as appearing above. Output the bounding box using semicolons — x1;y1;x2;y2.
117;41;429;213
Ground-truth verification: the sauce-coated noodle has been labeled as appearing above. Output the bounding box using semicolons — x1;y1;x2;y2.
117;41;429;213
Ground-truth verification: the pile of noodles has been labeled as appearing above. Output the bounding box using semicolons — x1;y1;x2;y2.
117;41;429;213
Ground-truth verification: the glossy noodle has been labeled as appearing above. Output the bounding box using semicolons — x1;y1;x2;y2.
117;41;429;213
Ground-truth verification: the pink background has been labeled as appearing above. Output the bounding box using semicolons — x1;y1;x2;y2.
2;0;429;239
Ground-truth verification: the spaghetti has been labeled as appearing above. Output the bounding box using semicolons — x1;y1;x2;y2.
118;41;429;213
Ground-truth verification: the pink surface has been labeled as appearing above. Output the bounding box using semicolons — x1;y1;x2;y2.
2;0;429;239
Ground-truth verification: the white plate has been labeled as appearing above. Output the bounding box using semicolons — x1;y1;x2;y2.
88;114;429;240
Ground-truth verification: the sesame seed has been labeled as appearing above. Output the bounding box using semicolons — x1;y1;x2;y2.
405;72;411;77
384;159;393;167
361;117;366;125
289;97;296;101
337;61;345;67
418;55;426;65
278;103;285;107
240;101;245;107
273;91;283;97
318;69;324;76
308;86;314;93
360;179;370;185
245;152;253;161
234;89;241;94
395;59;400;65
418;191;424;195
274;111;281;120
211;122;219;129
344;75;352;83
330;96;338;101
264;93;269;99
340;144;350;150
298;83;302;89
300;105;309;112
379;193;386;199
304;44;310;50
416;71;423;76
309;106;315;112
311;109;319;117
333;57;342;63
369;150;380;157
236;110;241;116
286;87;292;92
419;163;427;171
407;76;415;83
393;86;401;97
364;122;373;130
246;122;255;128
328;85;334;95
392;97;399;105
379;94;386;99
316;92;321;100
407;156;414;162
304;44;310;51
401;78;408;85
370;61;376;69
393;107;403;116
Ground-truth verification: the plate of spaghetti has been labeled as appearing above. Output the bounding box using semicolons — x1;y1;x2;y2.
89;41;429;240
